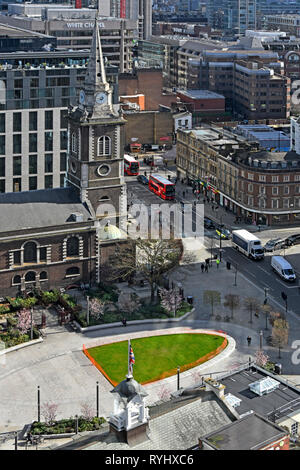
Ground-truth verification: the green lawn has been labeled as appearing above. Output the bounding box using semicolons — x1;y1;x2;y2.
87;333;225;384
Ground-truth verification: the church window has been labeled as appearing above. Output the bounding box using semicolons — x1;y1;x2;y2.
97;136;111;156
97;164;111;176
12;275;21;285
25;271;36;282
40;271;48;281
66;266;80;277
24;242;37;263
66;236;80;257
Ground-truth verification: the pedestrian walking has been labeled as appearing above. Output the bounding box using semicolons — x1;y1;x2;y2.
247;336;252;346
183;191;185;197
201;263;205;273
205;264;208;272
122;317;127;327
216;258;220;269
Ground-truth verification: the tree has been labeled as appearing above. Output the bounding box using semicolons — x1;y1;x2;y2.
89;297;105;320
41;402;58;425
224;294;240;319
16;308;34;335
272;318;289;358
255;350;269;368
159;287;182;317
203;290;221;317
157;384;171;401
80;402;95;421
191;369;202;385
117;293;140;319
110;239;183;302
244;297;260;324
261;304;272;330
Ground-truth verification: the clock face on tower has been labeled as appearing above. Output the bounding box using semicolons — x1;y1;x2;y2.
95;92;107;105
79;90;85;104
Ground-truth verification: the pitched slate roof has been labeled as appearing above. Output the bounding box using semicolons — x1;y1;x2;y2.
0;187;93;234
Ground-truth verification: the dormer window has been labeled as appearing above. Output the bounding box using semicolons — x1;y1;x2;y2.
97;136;111;157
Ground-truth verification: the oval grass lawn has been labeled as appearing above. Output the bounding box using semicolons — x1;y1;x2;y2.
86;333;227;385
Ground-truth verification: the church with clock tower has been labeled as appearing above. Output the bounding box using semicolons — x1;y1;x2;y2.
0;8;129;295
66;8;127;223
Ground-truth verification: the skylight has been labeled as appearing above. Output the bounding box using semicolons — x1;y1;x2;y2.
249;377;280;396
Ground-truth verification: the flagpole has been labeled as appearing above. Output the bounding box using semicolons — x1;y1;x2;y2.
128;339;130;377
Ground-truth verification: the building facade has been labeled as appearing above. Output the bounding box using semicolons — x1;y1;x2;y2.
0;50;118;193
177;126;300;225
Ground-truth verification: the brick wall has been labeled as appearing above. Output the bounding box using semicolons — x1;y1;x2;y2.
124;112;173;145
119;70;175;110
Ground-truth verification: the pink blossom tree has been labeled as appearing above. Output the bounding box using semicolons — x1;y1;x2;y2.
16;308;34;335
159;287;182;317
80;401;95;421
41;402;59;425
255;350;269;368
89;297;105;320
157;384;171;401
191;369;202;385
118;294;140;319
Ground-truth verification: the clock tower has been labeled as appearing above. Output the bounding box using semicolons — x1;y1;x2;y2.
66;5;127;224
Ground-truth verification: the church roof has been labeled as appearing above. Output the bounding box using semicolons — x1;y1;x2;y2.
0;187;93;234
111;376;148;402
98;224;126;241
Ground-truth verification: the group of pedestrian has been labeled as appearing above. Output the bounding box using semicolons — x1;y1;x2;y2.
201;258;210;273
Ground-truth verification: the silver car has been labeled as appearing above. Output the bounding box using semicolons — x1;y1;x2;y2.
264;238;287;252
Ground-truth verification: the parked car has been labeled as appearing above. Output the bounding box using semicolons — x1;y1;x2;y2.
204;217;215;229
264;238;287;252
137;175;148;185
285;234;300;246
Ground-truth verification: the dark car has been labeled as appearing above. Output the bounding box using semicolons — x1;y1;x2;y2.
264;238;287;252
137;175;148;185
285;234;300;246
204;217;215;229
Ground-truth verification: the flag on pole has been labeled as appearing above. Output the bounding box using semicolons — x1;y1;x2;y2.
129;343;135;366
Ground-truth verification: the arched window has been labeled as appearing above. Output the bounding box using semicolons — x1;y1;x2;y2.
97;136;111;157
66;266;80;277
40;271;48;281
25;271;36;282
12;275;21;285
24;242;37;263
67;236;79;257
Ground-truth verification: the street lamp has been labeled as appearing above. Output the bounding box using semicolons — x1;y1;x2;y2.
86;295;90;326
177;366;180;391
96;381;99;418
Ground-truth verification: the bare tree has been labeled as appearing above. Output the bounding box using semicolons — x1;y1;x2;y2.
203;290;221;317
224;294;240;319
110;239;183;302
117;293;141;319
41;402;59;425
244;297;260;324
272;318;289;358
159;287;182;317
191;369;202;385
80;402;95;421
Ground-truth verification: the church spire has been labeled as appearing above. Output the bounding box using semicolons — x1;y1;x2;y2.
78;0;116;118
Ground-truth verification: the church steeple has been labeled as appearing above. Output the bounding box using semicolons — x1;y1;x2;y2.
78;2;117;119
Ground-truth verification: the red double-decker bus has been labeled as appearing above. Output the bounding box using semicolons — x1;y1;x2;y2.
148;174;175;200
124;155;140;176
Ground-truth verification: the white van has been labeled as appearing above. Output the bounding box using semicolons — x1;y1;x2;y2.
271;256;296;282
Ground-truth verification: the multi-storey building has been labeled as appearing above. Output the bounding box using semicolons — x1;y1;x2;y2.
264;15;300;37
0;4;136;70
206;0;256;35
177;126;300;225
188;50;290;119
0;50;118;193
